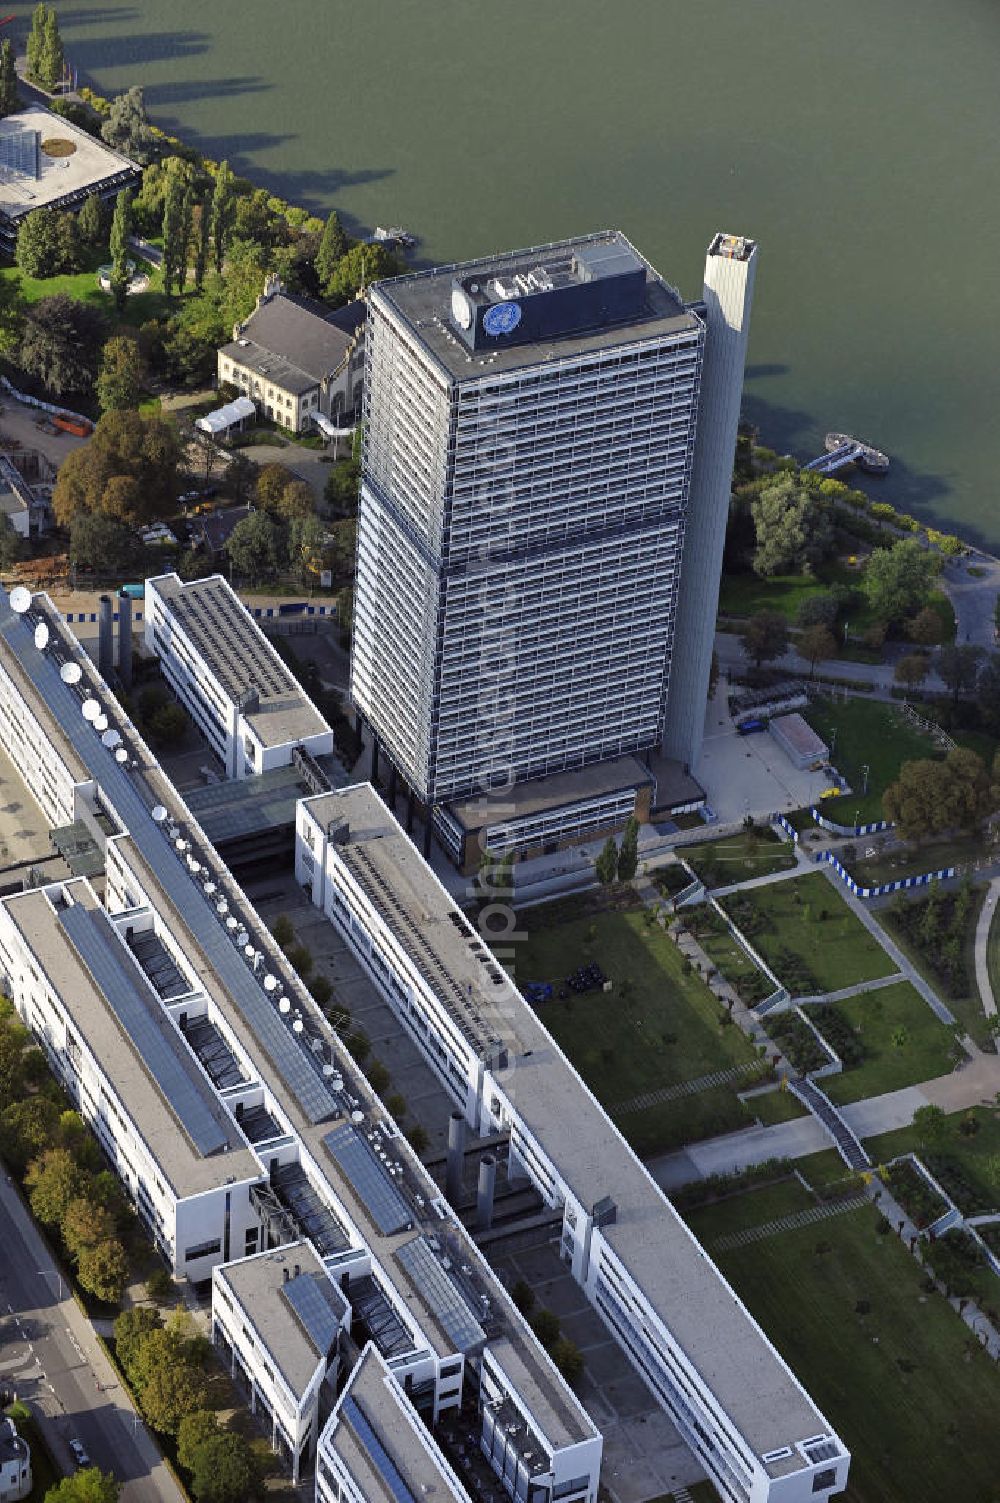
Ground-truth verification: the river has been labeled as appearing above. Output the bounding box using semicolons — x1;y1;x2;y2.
56;0;1000;545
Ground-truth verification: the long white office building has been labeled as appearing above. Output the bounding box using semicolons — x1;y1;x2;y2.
296;786;850;1503
0;586;600;1503
145;572;334;779
351;231;755;863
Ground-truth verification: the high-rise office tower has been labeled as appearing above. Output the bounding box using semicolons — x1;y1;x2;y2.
351;231;755;864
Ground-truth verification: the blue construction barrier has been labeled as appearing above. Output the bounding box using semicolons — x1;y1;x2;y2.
816;847;956;900
810;807;893;838
774;813;799;844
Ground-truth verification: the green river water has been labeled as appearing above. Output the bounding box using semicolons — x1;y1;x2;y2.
57;0;1000;544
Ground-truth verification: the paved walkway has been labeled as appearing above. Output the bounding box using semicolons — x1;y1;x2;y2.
974;878;1000;1019
940;553;1000;650
614;1060;765;1116
710;861;809;898
710;1192;868;1252
797;972;904;1005
649;1050;1000;1192
816;864;957;1025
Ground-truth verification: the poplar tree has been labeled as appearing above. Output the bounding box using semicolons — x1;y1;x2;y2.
0;38;17;116
193;200;210;292
315;210;348;292
26;3;48;82
109;187;132;310
40;7;64;91
179;184;194;290
210;159;236;274
161;175;184;296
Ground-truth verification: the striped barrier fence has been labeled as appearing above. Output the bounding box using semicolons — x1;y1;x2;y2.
810;807;893;838
816;848;956;900
63;610;144;624
773;812;799;844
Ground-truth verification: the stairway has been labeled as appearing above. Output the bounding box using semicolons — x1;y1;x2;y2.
791;1076;871;1171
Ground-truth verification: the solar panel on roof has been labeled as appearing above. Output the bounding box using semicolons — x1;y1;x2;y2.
324;1123;412;1235
340;1396;416;1503
281;1271;344;1358
0;127;39;181
395;1237;485;1353
59;902;231;1158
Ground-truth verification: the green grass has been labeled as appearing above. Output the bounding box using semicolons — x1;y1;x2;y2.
799;1147;857;1190
687;909;774;1004
726;871;896;991
513;902;762;1154
0;244;172;328
685;1199;1000;1502
718;570;833;621
683;1176;814;1241
866;1106;1000;1206
682;829;797;885
743;1084;809;1125
818;982;956;1105
846;835;985;889
804;696;938;823
876;886;990;1047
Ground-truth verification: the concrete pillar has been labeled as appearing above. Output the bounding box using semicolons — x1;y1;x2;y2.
423;807;434;859
117;590;132;688
445;1110;466;1204
388;762;398;806
406;787;415;834
476;1153;497;1230
97;595;113;681
370;735;379;784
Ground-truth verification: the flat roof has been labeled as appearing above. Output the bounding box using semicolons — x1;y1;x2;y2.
304;785;839;1468
0;587;595;1456
148;574;331;749
372;230;701;384
0;106;139;223
328;1345;466;1503
1;882;257;1198
771;713;829;760
218;1242;343;1400
446;754;653;834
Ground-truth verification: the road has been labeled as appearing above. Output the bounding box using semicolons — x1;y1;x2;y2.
714;629;946;694
0;1172;184;1503
940;553;1000;649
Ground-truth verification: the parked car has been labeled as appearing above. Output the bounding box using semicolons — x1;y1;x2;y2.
736;718;766;735
69;1439;90;1468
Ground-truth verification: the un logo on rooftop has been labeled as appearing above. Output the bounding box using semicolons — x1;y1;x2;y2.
483;301;522;337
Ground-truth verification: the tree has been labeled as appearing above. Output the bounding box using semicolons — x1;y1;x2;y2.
511;1279;535;1317
883;747;989;840
911;1105;949;1150
551;1336;584;1385
861;541;938;624
19;294;107;398
16;207;80;278
77;1237;129;1304
271;913;295;948
0;511;23;571
367;1059;391;1094
97;335;143;414
908;605;943;646
406;1123;429;1154
796;591;841;630
315;210;348;291
193;202;211;292
288;514;326;585
148;702;189;747
595;836;618;886
113;1306;163;1378
109;188;133;311
977;654;1000;734
53;409;180;526
162;174;186;297
210;160;237;274
188;1432;260;1503
0;37;18;118
177;1412;221;1474
894;653;930;693
798;623;837;678
61;1196;116;1259
39;6;64;91
26;4;48;83
750;475;834;576
277;479;314;520
77;193;108;249
254;462;296;513
617;816;639;881
324;243;399;306
0;1096;60;1175
226;510;285;584
937;643;983;707
25;1147;85;1226
44;1469;121;1503
179;185;195;289
140;1357;210;1434
531;1309;561;1349
101;87;158;165
740;610;789;669
224;451;255;504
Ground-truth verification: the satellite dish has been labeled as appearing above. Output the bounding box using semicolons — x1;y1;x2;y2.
115;748;128;763
101;729;120;749
264;975;277;992
351;1110;365;1125
151;805;168;823
81;698;100;722
175;837;188;851
226;916;238;930
292;1018;304;1034
33;622;49;651
236;929;249;947
322;1062;335;1077
278;997;291;1014
243;943;255;958
216;899;228;915
60;662;82;685
93;714;109;732
9;586;31;614
331;1075;344;1092
310;1038;323;1054
204;881;216;895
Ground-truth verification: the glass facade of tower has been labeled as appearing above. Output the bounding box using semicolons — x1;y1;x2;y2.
351;234;706;807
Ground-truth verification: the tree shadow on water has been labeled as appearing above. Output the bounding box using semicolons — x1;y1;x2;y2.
69;31;210;73
143;76;272;109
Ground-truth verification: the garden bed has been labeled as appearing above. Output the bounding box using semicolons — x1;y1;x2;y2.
682;905;775;1005
682;828;797;886
765;1011;831;1074
883;1158;949;1229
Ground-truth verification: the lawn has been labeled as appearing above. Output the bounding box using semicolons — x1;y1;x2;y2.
683;1175;814;1241
866;1105;1000;1212
816;982;956;1105
0;244;172;328
804;696;938;823
682;829;797;886
742;1084;809;1126
718;570;833;621
723;871;896;992
845;834;988;889
513;899;763;1154
685;1198;1000;1502
684;906;774;1006
877;887;990;1048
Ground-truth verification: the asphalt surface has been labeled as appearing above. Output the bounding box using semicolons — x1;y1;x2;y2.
0;1171;183;1503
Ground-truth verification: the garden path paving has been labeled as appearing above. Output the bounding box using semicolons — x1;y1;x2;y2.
795;972;904;1005
710;861;811;898
614;1059;765;1115
973;877;1000;1020
709;1192;869;1252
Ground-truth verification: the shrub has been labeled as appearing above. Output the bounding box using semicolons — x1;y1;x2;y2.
367;1059;390;1094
